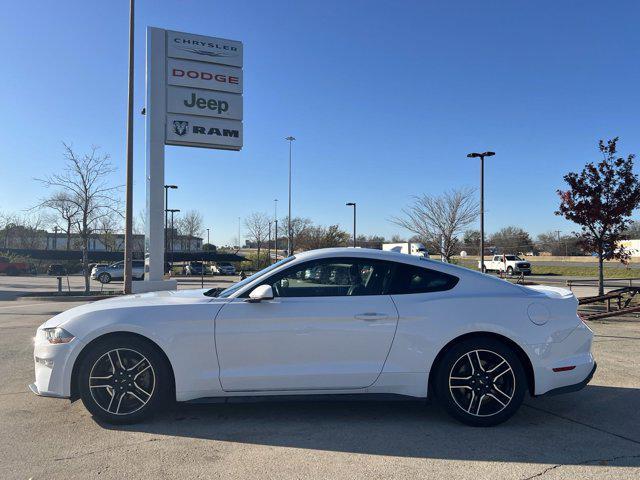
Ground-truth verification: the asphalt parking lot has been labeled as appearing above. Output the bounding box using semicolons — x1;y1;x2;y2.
1;293;639;478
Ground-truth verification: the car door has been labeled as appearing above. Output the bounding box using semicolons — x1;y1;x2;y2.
214;257;399;392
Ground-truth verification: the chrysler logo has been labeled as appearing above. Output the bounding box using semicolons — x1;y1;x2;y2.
175;45;237;59
172;120;188;136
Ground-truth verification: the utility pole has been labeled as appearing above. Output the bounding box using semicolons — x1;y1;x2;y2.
123;0;135;294
206;228;210;246
53;226;58;250
346;202;356;248
238;217;241;249
285;136;295;255
467;151;495;273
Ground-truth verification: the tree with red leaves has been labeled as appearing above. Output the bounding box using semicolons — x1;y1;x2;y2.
556;138;640;295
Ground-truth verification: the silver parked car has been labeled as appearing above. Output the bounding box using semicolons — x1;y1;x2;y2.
91;260;145;283
216;262;236;275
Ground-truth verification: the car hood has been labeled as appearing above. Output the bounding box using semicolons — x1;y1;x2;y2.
40;288;221;329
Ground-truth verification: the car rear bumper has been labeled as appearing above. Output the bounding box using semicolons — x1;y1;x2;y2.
527;321;595;395
538;362;597;396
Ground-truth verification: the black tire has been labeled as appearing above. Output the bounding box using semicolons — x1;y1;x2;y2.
506;266;514;276
98;272;111;284
77;335;171;424
433;337;526;427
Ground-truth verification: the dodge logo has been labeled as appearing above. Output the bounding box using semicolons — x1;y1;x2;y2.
173;120;188;136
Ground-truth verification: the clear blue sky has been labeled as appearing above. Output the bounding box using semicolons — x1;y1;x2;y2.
1;0;638;245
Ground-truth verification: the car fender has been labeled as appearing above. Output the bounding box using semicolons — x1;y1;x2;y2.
58;301;227;401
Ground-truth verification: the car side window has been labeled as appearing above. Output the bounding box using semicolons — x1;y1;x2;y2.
259;258;394;298
388;264;458;294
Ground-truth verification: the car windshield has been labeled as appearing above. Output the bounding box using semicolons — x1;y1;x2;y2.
205;257;295;298
504;255;522;261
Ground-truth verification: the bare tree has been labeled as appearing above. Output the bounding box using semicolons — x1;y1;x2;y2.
245;212;270;266
36;143;122;293
177;210;204;251
392;188;479;262
96;212;122;252
279;216;312;253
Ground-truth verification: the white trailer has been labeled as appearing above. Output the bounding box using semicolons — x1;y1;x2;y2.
382;242;430;258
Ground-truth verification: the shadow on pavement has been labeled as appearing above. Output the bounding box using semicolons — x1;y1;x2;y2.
107;385;640;466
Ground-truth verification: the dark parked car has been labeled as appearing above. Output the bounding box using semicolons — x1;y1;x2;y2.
46;264;67;276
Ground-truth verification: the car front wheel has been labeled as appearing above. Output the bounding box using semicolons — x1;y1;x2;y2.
434;337;526;427
77;336;171;424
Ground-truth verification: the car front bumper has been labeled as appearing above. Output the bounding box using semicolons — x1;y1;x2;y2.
30;331;84;399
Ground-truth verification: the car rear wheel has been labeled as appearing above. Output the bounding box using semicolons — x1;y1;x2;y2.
507;266;514;276
98;272;111;284
434;337;526;427
78;336;171;424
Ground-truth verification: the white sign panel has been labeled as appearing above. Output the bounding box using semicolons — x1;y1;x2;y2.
166;114;243;150
167;86;243;120
167;30;243;67
167;58;242;94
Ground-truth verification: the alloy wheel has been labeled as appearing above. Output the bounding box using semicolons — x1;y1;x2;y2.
88;348;156;416
448;349;515;417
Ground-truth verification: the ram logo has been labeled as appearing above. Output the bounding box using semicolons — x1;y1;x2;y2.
172;121;189;136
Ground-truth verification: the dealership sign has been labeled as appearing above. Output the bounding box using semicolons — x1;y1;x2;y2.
148;28;243;151
141;27;244;288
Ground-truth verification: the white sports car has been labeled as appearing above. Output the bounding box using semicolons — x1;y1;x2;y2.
30;248;596;426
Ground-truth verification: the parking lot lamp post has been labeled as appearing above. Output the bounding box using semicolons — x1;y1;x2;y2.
285;136;295;255
168;209;180;267
346;202;356;247
466;151;495;273
206;228;210;246
164;185;178;254
267;221;272;265
274;199;278;263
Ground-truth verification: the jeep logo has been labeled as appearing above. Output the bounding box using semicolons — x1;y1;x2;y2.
183;93;229;114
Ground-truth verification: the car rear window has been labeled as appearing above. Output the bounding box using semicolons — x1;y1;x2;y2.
388;264;458;294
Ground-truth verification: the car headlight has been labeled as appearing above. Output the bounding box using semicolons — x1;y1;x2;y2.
42;327;75;344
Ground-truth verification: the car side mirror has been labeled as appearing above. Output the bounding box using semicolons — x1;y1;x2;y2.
247;285;274;303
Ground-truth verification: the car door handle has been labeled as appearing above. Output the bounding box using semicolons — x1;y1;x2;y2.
354;312;389;321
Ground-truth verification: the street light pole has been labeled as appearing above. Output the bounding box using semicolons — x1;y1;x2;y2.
123;0;135;294
467;151;495;273
346;202;356;247
164;185;177;255
274;199;278;263
206;228;210;246
167;209;180;267
285;136;295;255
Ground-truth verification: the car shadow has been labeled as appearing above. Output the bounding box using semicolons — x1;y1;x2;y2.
105;385;640;466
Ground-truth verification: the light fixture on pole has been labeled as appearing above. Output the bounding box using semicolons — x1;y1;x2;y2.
466;151;495;273
285;136;295;255
164;184;177;255
346;202;356;248
123;0;135;294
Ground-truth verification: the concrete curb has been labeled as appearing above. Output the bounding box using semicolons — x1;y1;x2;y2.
16;294;120;302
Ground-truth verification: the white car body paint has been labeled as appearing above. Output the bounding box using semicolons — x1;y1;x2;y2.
31;248;594;402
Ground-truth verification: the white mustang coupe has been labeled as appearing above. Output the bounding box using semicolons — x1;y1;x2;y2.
30;248;596;426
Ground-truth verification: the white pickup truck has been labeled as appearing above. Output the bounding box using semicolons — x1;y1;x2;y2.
382;242;430;258
479;255;532;275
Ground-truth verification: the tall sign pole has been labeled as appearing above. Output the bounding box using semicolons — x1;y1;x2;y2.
137;28;243;293
123;0;135;294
